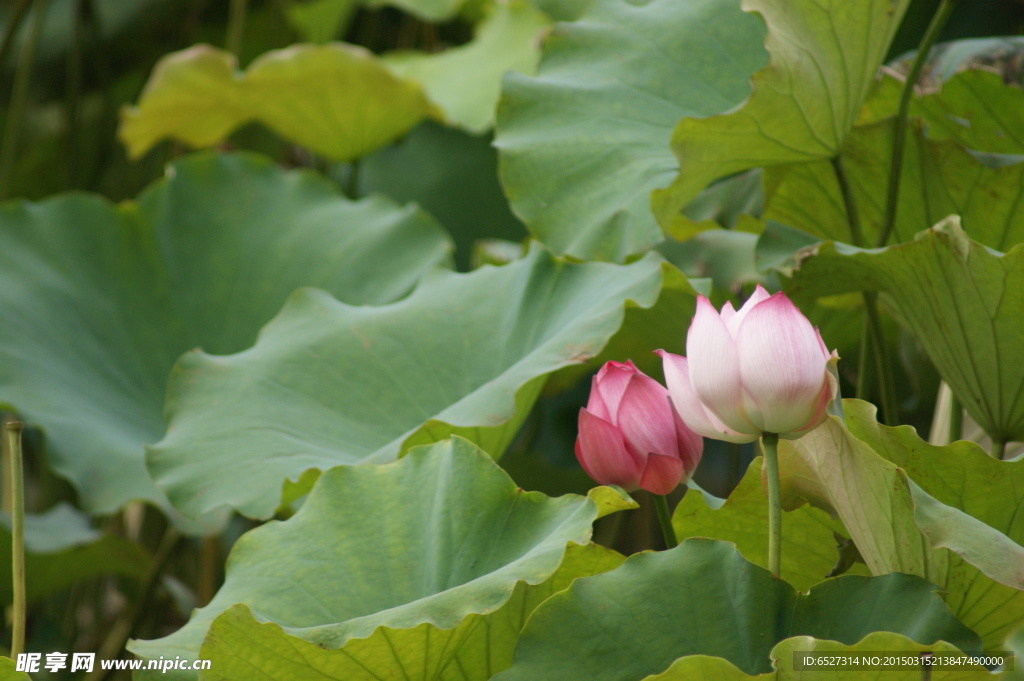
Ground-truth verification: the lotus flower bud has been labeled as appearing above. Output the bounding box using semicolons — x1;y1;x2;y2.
658;285;837;443
575;360;703;495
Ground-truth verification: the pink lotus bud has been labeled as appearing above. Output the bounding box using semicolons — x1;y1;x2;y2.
575;360;703;495
657;285;838;443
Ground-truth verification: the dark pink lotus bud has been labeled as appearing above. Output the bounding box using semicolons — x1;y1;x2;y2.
575;360;703;495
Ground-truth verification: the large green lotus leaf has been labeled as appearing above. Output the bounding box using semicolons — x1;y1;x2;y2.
782;217;1024;443
548;263;705;393
148;246;694;520
493;539;977;681
0;152;451;518
130;438;634;680
764;120;1024;250
841;399;1024;646
652;0;911;231
120;43;432;161
779;402;1024;649
914;69;1024;155
384;2;550;133
494;0;767;261
198;542;624;681
0;504;150;605
672;457;841;591
648;633;995;681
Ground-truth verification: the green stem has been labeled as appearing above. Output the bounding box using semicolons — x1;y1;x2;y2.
761;432;781;578
6;420;26;657
199;535;220;606
863;292;898;424
0;0;47;201
991;438;1007;461
652;494;677;549
345;159;361;200
830;155;864;247
87;525;180;681
877;0;959;248
226;0;248;56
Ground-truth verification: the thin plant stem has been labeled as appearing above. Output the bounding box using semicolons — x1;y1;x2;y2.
992;438;1007;461
652;494;677;549
921;653;933;681
6;420;26;657
199;535;220;606
830;155;864;247
877;0;959;248
87;526;181;681
761;432;781;578
1;415;11;515
226;0;248;56
863;292;898;424
0;0;48;200
345;159;361;200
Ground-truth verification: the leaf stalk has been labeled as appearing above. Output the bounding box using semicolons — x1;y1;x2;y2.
877;0;959;248
5;420;26;657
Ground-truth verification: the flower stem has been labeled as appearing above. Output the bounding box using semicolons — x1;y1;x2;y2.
5;420;26;657
920;653;933;681
877;0;958;248
652;494;678;549
761;432;782;578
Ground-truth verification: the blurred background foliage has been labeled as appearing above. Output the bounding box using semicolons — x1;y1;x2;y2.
2;0;1024;676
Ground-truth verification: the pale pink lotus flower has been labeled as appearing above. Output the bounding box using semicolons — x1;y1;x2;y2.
575;360;703;495
658;285;838;443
